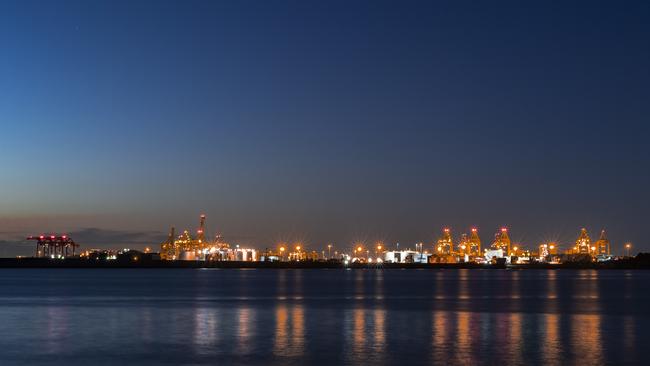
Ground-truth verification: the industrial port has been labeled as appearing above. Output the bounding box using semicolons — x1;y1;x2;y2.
3;214;646;269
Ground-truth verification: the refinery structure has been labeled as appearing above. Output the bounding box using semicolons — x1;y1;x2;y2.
159;215;258;262
154;222;619;265
19;214;627;267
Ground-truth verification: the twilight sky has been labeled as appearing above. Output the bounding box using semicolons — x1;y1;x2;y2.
1;0;649;256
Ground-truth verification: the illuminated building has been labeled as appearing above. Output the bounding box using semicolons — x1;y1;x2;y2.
469;228;481;256
484;248;506;262
384;250;430;263
436;228;454;255
160;226;177;260
260;248;283;262
457;233;469;257
159;214;258;261
491;228;511;255
233;246;257;261
286;244;319;261
575;228;592;254
594;229;610;255
176;230;198;260
183;214;209;254
160;215;209;260
288;248;319;261
511;247;532;264
539;244;549;259
456;229;480;260
208;244;257;261
538;242;558;261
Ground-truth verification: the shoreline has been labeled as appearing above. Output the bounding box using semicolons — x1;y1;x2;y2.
1;257;648;269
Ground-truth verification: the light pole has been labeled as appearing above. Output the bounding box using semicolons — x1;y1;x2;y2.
625;243;631;257
327;244;332;259
279;246;285;261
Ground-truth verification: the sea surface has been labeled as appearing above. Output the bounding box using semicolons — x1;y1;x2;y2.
0;268;648;365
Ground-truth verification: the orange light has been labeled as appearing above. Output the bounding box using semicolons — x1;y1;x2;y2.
357;246;362;252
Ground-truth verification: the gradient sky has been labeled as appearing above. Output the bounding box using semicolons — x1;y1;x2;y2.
1;0;649;256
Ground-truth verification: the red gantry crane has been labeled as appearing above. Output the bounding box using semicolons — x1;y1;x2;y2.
27;235;79;258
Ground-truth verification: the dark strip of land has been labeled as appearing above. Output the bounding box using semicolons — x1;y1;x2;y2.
1;257;649;269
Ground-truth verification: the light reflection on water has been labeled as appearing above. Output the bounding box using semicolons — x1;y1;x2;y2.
542;313;560;365
0;269;648;365
272;305;305;358
45;306;68;355
193;307;218;355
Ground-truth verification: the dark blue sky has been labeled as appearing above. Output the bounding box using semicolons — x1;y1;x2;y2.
1;0;649;255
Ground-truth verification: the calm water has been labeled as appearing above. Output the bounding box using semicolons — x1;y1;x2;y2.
0;269;648;365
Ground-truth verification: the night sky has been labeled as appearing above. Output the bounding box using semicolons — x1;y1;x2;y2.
1;0;649;255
